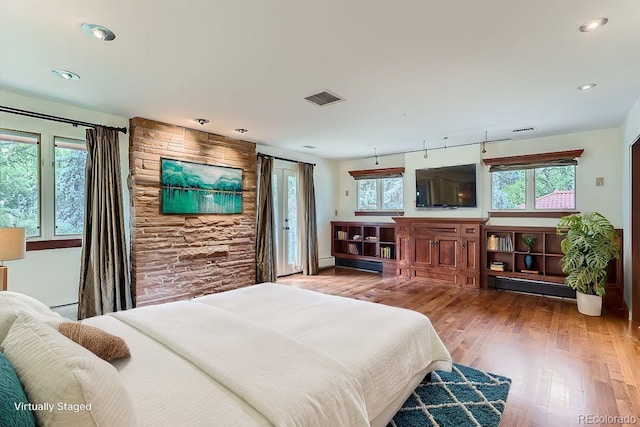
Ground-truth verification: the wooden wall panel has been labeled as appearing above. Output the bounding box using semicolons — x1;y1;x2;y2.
129;117;256;306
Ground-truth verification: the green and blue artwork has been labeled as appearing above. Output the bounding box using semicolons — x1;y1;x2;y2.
161;158;243;214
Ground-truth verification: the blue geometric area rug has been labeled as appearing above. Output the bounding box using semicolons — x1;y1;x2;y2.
388;363;512;427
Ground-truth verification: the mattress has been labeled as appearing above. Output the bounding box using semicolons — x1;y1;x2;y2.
84;283;451;426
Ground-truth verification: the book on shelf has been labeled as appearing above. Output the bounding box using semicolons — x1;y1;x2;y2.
380;246;393;259
487;234;513;251
521;269;540;274
348;243;360;255
337;230;348;240
489;261;507;272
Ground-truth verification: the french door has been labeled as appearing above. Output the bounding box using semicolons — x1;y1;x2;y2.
272;162;301;276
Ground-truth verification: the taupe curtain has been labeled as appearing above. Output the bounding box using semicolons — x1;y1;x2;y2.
255;156;277;283
78;127;133;319
300;163;319;275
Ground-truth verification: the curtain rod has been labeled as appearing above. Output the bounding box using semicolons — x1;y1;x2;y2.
257;152;316;166
0;105;127;134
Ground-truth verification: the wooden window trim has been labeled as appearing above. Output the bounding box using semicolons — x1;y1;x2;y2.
348;167;405;178
488;211;579;219
27;239;82;251
355;211;405;217
482;149;584;166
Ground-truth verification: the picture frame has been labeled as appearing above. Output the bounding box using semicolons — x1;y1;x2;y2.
160;157;243;214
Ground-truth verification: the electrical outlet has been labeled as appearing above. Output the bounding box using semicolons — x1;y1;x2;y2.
596;177;604;187
334;210;338;216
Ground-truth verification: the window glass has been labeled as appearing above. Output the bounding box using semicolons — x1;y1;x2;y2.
0;130;40;236
534;166;575;209
357;179;378;210
381;177;403;210
54;137;87;235
491;170;526;210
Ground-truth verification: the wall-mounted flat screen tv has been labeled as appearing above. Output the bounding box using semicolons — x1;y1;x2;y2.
415;163;477;208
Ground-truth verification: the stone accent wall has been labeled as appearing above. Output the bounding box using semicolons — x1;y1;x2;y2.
129;117;256;306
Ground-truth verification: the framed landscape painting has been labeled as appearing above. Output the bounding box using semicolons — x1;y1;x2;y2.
161;158;243;214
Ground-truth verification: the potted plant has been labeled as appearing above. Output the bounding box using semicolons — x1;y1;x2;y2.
556;212;619;316
522;236;536;270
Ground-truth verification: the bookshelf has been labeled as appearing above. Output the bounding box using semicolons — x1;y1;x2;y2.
483;226;624;313
331;221;397;274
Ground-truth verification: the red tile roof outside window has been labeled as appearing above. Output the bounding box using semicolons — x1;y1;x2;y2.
516;190;575;210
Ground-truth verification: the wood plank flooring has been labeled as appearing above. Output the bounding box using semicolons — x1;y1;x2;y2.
277;268;640;427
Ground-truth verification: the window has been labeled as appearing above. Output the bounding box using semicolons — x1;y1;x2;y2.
54;137;87;235
485;150;581;213
0;128;86;240
491;166;575;210
348;167;405;214
0;129;40;237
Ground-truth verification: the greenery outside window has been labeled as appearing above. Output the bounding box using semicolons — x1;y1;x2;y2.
356;177;403;211
485;150;582;214
349;167;405;214
0;128;87;242
491;165;575;210
54;136;87;235
0;129;41;237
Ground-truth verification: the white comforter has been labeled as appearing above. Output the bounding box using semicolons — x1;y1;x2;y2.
85;283;451;427
111;301;369;427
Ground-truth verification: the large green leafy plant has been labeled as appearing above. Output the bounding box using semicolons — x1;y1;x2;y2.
556;212;619;296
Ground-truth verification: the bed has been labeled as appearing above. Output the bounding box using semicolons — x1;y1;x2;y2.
0;283;451;427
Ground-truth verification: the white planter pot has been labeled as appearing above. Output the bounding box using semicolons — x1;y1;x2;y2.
576;291;602;316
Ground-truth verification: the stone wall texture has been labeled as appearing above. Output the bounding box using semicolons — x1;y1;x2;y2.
129;117;256;306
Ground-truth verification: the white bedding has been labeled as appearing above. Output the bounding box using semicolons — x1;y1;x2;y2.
85;283;451;426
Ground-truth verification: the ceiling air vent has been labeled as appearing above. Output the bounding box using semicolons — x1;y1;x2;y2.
304;91;343;106
512;127;535;133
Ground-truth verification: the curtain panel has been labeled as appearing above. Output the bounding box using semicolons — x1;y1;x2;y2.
255;156;277;283
78;127;133;319
300;163;319;275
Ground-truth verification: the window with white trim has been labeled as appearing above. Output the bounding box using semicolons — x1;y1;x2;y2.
0;128;86;238
349;167;405;213
488;154;578;211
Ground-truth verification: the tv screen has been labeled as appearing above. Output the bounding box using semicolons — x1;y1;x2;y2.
416;163;477;208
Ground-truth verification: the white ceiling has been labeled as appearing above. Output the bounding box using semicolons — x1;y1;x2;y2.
1;0;639;159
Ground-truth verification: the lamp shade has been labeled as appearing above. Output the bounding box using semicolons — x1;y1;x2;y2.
0;227;26;261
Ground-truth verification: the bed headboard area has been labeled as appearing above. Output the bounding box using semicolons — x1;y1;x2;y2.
128;118;257;306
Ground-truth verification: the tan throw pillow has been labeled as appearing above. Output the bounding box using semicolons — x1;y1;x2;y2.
58;322;131;362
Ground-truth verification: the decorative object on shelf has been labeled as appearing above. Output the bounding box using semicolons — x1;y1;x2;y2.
522;235;536;270
556;212;619;316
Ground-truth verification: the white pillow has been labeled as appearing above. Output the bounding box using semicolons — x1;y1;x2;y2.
0;291;64;344
1;312;138;427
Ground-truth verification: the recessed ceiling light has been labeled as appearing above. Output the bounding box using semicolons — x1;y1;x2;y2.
51;69;80;80
577;83;596;91
81;23;116;41
579;18;608;32
194;118;209;125
235;128;248;134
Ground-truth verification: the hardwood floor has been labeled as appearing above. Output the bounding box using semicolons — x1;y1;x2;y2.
277;268;640;427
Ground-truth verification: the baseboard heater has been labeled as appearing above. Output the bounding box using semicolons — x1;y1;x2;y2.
487;276;576;299
335;257;382;274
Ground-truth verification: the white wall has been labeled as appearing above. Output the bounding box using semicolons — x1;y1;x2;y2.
621;95;640;314
335;128;623;229
0;89;129;307
256;145;338;269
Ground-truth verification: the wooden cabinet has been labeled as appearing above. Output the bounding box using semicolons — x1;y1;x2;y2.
392;218;487;288
331;221;397;275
